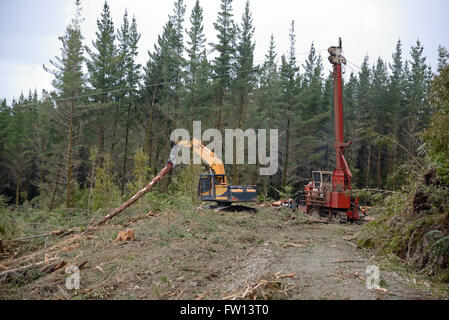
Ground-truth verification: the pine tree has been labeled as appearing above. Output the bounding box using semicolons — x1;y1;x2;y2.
186;0;207;122
143;35;163;164
370;57;390;187
257;34;278;130
33;91;58;204
86;0;121;158
44;0;85;208
171;0;186;58
110;9;130;159
169;0;186;111
355;56;374;187
437;45;449;73
0;99;10;195
254;34;280;195
233;0;255;129
301;42;324;117
404;40;432;157
279;20;299;189
212;0;236;131
293;42;327;185
116;11;141;194
388;40;405;188
321;72;334;171
142;18;183;190
343;72;359;169
4;97;30;205
231;0;256;183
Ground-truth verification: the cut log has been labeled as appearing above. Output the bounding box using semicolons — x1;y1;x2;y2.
0;257;59;281
41;259;67;274
11;229;74;242
1;234;82;269
95;162;174;227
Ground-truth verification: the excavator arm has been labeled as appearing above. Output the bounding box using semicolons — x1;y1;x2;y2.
175;138;226;177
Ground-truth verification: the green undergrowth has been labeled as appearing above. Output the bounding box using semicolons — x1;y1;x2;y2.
358;169;449;287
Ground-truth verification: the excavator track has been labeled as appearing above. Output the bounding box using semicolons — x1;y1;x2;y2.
200;204;257;213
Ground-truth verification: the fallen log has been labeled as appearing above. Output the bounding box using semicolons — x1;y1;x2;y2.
95;162;174;227
1;234;82;269
0;257;59;282
11;229;74;242
41;259;67;274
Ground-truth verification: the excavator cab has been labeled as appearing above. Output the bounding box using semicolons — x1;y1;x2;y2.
198;174;227;199
198;175;214;200
197;174;257;204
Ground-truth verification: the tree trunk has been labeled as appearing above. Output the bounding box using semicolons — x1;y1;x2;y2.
66;99;74;208
215;91;224;133
110;103;119;157
49;174;58;212
162;134;170;193
145;88;157;164
98;124;104;158
39;159;45;189
233;92;246;185
15;165;21;206
366;142;371;188
376;146;381;189
408;116;416;160
87;159;95;213
282;117;291;189
50;155;63;211
121;103;131;196
392;127;397;191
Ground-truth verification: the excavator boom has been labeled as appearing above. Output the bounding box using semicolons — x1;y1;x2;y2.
175;138;226;177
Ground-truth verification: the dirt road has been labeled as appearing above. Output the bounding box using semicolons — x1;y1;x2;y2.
0;207;442;299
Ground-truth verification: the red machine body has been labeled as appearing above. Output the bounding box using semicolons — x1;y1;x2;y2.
297;38;360;222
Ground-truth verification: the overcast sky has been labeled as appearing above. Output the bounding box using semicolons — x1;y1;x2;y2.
1;0;448;102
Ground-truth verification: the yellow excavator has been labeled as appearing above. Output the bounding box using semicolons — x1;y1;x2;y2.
173;138;257;212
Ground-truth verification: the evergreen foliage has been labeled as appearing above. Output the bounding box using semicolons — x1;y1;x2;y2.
0;0;444;210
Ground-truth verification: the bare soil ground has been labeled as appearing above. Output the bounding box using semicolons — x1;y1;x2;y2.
0;207;445;300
